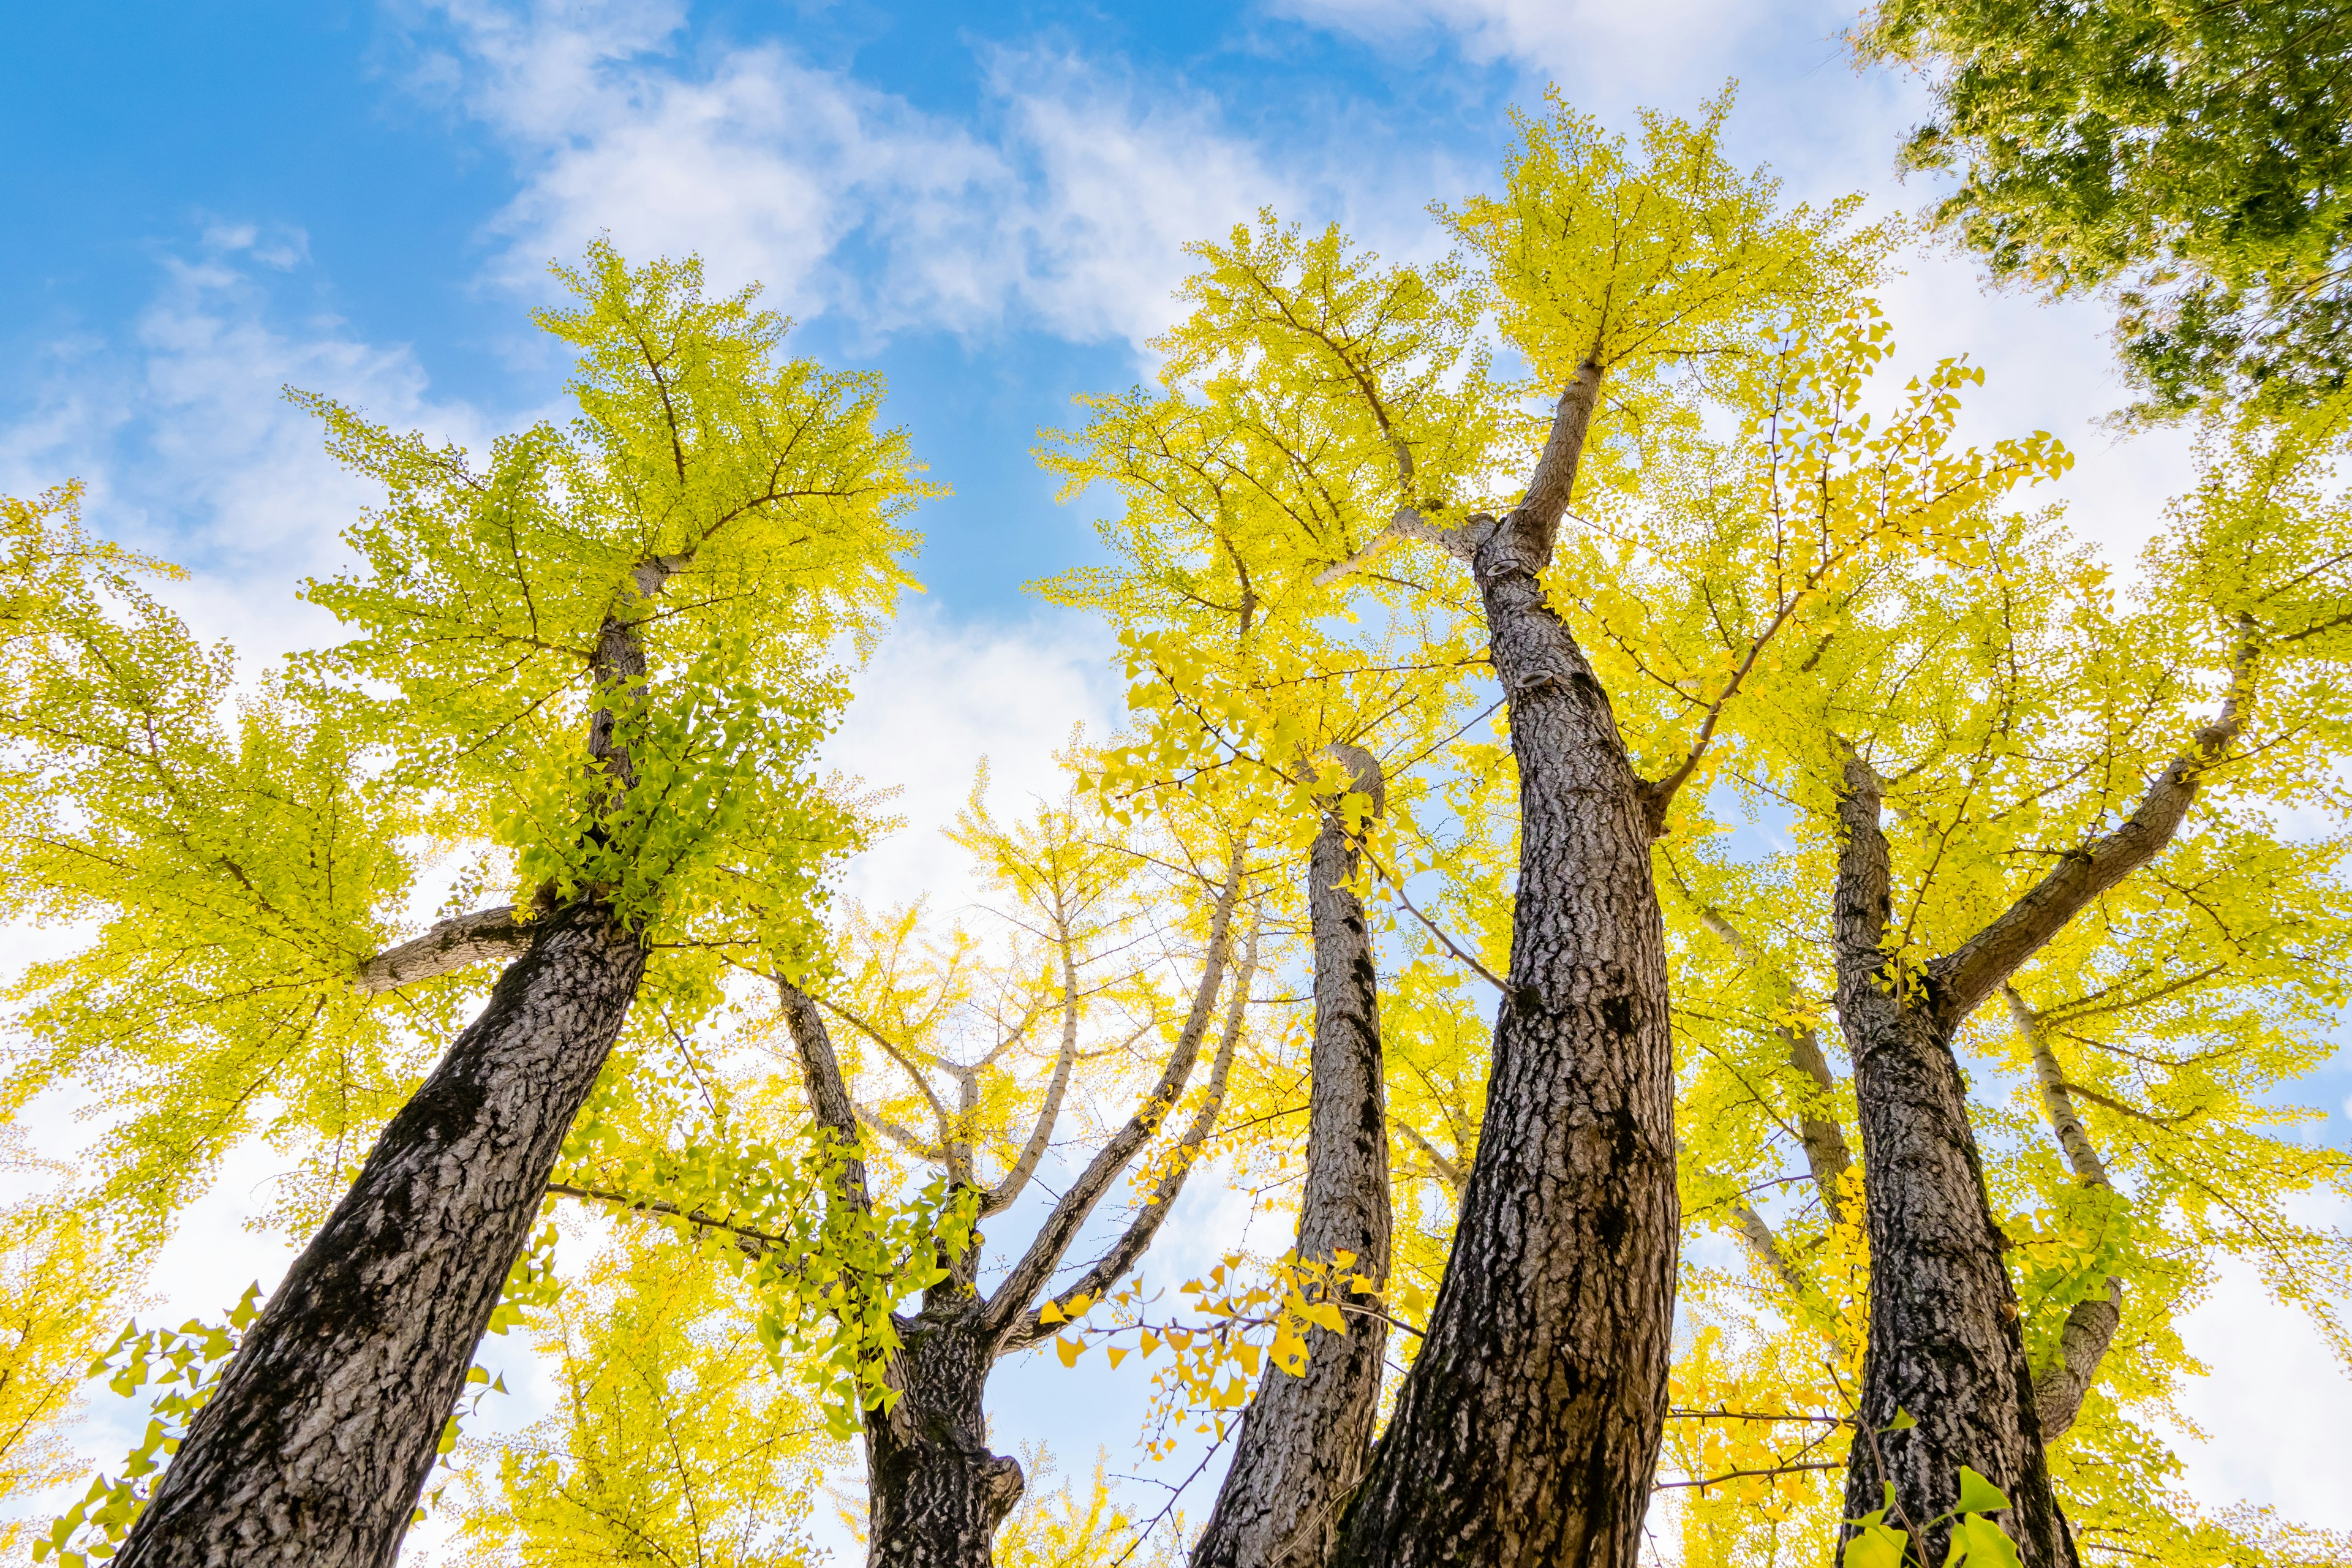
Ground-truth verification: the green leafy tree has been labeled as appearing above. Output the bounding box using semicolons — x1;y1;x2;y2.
0;241;935;1566
1857;0;2352;412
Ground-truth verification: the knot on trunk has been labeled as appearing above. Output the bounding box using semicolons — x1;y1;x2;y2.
980;1452;1025;1530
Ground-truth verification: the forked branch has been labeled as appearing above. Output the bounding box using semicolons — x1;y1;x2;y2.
981;848;1246;1342
1000;911;1261;1353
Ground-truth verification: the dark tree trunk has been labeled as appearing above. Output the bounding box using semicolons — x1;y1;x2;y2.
865;1306;1025;1568
1195;751;1391;1568
1831;766;2074;1568
1334;363;1678;1568
116;901;646;1568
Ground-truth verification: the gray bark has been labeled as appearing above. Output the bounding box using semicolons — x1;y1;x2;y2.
353;905;531;994
1834;650;2250;1564
1196;749;1391;1568
115;900;646;1567
1830;760;2070;1568
1335;361;1679;1568
2005;987;2122;1444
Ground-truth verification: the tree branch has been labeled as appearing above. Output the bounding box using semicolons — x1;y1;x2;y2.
1930;638;2258;1031
978;846;1243;1338
984;925;1085;1216
1395;1120;1464;1193
2005;985;2123;1443
546;1181;788;1261
998;910;1261;1354
1504;358;1605;571
353;905;532;994
777;976;870;1214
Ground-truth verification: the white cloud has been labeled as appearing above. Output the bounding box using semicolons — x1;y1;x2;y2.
1267;0;1782;103
0;227;494;666
2166;1246;2352;1530
824;602;1118;916
412;1;1300;350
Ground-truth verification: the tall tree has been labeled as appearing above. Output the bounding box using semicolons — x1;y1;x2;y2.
1101;100;1943;1564
2;243;929;1566
1856;0;2352;411
1607;401;2352;1562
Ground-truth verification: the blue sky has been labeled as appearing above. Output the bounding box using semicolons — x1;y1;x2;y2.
6;0;2351;1555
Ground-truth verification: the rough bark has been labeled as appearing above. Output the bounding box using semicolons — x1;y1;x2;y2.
353;905;531;994
1831;761;2073;1568
1334;361;1679;1568
116;900;647;1568
1833;652;2250;1562
1195;749;1391;1568
865;1312;1028;1568
2006;987;2122;1444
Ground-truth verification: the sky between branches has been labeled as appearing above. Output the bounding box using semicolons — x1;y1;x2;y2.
0;0;2346;1549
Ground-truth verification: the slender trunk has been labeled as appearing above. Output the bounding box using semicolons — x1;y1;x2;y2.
1833;764;2074;1568
116;901;646;1567
866;1308;1023;1568
2008;987;2121;1445
1335;363;1678;1568
1196;750;1390;1568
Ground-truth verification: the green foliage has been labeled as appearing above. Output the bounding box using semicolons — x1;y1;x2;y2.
1858;0;2352;410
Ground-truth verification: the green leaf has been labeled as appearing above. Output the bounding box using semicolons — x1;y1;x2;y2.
1954;1466;2010;1516
1947;1513;2024;1568
1847;1522;1909;1568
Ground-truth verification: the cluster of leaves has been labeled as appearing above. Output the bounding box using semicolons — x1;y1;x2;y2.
1045;1249;1405;1460
36;1284;262;1566
1858;0;2352;410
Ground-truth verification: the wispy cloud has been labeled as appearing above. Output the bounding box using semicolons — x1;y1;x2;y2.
408;0;1306;351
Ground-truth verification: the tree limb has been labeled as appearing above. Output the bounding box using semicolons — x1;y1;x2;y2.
353;905;532;994
546;1180;784;1261
777;976;870;1214
981;848;1246;1343
1395;1120;1464;1193
1930;639;2258;1031
984;925;1085;1216
2005;986;2124;1443
998;909;1261;1354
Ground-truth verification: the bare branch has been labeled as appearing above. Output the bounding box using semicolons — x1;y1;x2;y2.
999;910;1261;1354
777;976;870;1214
979;848;1244;1340
1931;638;2259;1031
985;925;1085;1217
353;905;532;994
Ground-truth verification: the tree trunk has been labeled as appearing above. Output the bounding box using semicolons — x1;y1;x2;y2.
1195;751;1391;1568
1833;766;2075;1568
116;901;647;1568
865;1307;1024;1568
1335;363;1678;1568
